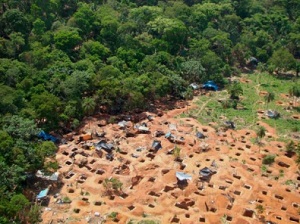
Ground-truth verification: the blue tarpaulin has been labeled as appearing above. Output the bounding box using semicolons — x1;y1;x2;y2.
37;188;49;199
151;140;162;150
202;81;218;91
38;131;58;142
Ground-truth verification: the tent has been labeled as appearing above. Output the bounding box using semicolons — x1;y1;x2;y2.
36;170;59;181
189;83;200;90
199;167;214;177
135;123;149;133
202;81;218;91
118;120;128;128
38;131;58;143
176;172;192;181
265;110;280;119
196;132;205;139
95;140;114;153
106;153;114;161
165;132;174;139
37;187;50;199
151;140;162;151
224;121;235;129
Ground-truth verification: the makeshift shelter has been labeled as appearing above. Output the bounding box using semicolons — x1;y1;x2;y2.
151;140;162;151
135;123;150;133
199;167;215;181
147;115;154;121
248;56;258;67
165;132;175;140
224;121;235;129
202;81;218;91
196;131;205;139
79;133;92;141
176;172;192;181
189;83;200;90
265;110;280;119
176;172;192;189
154;130;165;137
106;153;114;161
36;170;59;181
38;131;58;143
37;187;50;200
95;140;114;153
118;120;128;129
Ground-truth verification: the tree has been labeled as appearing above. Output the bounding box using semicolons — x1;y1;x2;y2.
264;91;275;107
82;97;96;116
228;82;243;100
103;178;123;195
1;9;30;36
80;40;110;62
180;60;205;83
27;204;41;224
36;141;57;161
32;18;46;36
268;48;296;75
289;84;300;107
255;204;265;220
148;17;187;54
71;3;96;36
129;6;162;32
30;92;62;130
59;70;92;99
173;145;181;161
2;115;40;140
256;126;266;144
7;194;29;221
262;154;276;165
54;27;82;52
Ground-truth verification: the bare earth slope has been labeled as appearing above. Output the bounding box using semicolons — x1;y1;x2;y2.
41;97;300;224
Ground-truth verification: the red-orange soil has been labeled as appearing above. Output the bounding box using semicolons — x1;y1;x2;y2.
41;99;300;224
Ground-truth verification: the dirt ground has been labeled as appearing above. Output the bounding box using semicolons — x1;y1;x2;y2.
40;96;300;224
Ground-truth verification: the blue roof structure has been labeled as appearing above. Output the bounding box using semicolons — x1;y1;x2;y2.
38;131;58;143
202;81;218;91
151;140;162;150
37;188;49;199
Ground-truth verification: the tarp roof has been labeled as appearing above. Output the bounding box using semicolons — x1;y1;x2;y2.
196;132;205;139
37;188;49;199
224;121;235;129
95;140;114;153
199;167;214;177
190;83;200;90
36;170;59;181
38;131;58;142
165;132;173;139
152;140;162;150
118;120;128;128
265;110;280;118
138;126;149;131
176;172;192;181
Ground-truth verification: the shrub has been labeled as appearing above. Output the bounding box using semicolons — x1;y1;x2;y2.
62;196;72;203
262;154;276;165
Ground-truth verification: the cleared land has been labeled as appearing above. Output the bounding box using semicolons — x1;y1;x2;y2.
40;73;299;224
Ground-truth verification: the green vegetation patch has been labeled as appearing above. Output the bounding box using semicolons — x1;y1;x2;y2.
189;73;300;137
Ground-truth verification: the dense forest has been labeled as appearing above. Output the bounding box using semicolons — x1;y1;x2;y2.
0;0;299;222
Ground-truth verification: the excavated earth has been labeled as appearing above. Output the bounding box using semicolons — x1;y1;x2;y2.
41;97;300;224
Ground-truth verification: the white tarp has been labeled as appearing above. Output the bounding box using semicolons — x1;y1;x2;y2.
36;170;59;181
176;172;192;181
